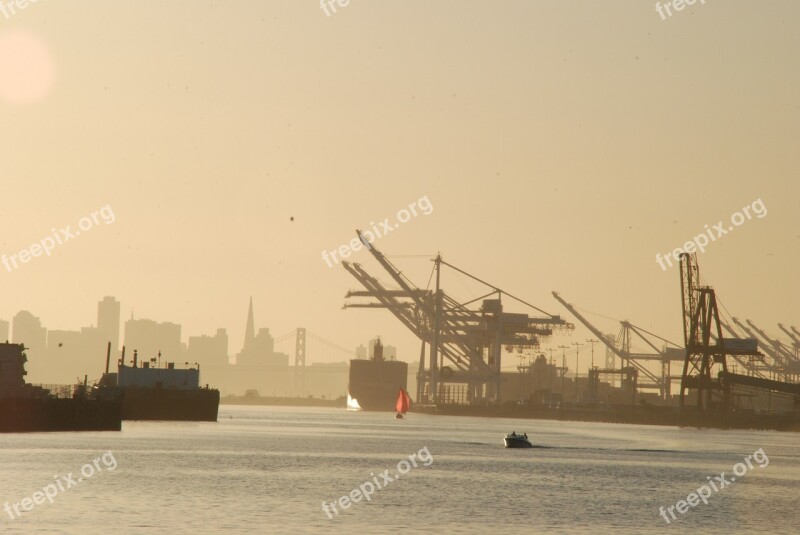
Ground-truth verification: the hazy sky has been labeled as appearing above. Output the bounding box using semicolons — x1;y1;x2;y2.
1;1;798;373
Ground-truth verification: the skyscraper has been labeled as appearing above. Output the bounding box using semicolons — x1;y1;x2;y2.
235;298;286;367
97;296;121;352
244;296;255;350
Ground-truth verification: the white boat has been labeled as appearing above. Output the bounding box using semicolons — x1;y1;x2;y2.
503;432;532;448
346;393;363;411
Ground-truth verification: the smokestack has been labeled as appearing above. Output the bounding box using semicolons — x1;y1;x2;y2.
105;342;111;374
133;349;138;368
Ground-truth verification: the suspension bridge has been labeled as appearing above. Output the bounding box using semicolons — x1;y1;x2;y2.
272;328;358;367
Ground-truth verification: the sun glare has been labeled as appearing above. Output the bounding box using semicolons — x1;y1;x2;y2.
0;30;55;105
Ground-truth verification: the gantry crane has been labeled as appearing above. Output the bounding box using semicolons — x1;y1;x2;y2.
551;292;682;401
718;321;771;379
679;253;731;410
745;320;800;382
342;230;573;404
678;253;798;411
730;318;790;381
778;324;800;345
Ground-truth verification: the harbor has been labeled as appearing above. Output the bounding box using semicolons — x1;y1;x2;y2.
341;235;800;433
2;1;798;532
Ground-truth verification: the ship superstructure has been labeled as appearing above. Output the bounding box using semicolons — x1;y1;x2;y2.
98;348;219;421
348;338;408;411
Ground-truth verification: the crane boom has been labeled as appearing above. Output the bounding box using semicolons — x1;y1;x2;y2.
551;292;663;388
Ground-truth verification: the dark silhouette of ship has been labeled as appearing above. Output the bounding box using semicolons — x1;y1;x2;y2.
97;346;219;421
348;339;408;411
0;342;122;432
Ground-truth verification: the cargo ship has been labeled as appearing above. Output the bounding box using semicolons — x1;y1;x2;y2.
348;339;408;411
97;347;219;421
0;342;122;432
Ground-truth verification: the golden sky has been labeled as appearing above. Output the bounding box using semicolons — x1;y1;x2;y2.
1;1;798;370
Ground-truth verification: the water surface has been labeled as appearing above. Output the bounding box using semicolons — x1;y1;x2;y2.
0;406;796;534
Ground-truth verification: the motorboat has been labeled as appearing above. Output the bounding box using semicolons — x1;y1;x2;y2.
503;431;532;448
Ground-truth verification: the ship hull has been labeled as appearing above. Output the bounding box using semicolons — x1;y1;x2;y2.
504;436;533;448
0;397;122;433
118;387;220;421
348;359;408;412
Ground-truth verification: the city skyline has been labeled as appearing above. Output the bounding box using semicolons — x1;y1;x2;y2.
1;294;410;373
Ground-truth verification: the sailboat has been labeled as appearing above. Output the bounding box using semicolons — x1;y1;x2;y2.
346;393;363;411
395;388;411;419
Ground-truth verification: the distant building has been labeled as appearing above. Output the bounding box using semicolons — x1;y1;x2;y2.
43;329;98;383
78;326;108;369
11;311;46;356
45;329;83;357
25;298;120;384
203;298;291;395
186;328;229;369
355;344;367;359
0;319;8;341
124;317;182;363
97;296;121;353
235;298;288;367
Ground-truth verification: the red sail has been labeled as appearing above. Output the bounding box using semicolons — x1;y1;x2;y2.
396;388;410;414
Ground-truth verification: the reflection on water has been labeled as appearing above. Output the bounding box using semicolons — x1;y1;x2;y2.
0;405;797;534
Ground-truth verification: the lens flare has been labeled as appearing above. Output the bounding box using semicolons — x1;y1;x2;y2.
0;30;56;105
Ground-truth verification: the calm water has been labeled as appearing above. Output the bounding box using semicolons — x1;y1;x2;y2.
0;406;797;534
